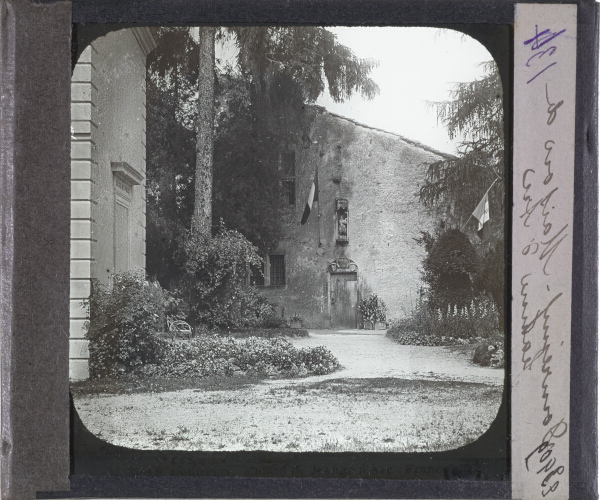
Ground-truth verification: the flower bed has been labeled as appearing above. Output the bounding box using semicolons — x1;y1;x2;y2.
387;327;505;369
386;329;482;347
138;335;339;378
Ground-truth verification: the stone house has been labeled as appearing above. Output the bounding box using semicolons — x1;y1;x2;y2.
259;106;449;329
69;28;156;380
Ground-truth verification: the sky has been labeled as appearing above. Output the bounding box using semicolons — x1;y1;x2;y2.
215;27;495;156
315;27;494;155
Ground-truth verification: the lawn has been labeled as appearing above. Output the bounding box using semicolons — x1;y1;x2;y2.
73;375;503;453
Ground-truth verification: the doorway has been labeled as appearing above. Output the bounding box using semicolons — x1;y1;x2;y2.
330;272;358;329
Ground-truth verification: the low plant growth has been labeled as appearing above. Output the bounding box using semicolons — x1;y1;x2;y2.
84;270;329;381
387;296;503;349
224;327;309;339
359;294;387;326
138;336;339;378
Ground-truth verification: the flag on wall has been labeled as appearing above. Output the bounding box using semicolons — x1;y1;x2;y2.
301;169;319;225
472;191;490;239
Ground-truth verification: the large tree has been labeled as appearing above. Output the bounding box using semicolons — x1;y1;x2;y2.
147;27;379;272
420;61;504;223
146;28;198;287
211;27;379;251
215;28;378;249
193;27;216;236
419;61;505;325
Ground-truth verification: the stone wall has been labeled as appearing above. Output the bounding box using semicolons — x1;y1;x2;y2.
69;28;155;380
260;107;447;328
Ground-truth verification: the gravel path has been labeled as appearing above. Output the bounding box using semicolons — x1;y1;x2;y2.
74;330;505;452
279;329;504;386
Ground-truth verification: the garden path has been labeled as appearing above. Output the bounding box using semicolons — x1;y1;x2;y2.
277;329;504;387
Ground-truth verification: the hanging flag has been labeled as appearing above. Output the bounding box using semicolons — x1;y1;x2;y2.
301;169;319;225
472;191;490;239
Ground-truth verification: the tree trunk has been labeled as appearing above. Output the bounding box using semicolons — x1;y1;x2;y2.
193;26;215;237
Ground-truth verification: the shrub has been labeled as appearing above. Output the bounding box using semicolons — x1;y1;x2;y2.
387;295;502;344
181;224;264;327
386;327;477;346
359;294;387;324
140;335;339;378
423;228;480;310
84;272;168;378
473;340;504;368
239;288;285;328
225;327;308;338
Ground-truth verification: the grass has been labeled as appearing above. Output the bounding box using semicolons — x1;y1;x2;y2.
274;377;503;401
74;375;503;453
70;373;271;396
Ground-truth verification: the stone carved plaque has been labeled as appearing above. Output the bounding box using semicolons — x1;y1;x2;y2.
328;255;358;274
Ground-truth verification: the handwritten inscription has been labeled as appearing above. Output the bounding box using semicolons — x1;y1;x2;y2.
524;26;566;84
519;24;569;499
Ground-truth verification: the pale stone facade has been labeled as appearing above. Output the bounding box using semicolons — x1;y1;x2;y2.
260;107;449;328
69;28;156;380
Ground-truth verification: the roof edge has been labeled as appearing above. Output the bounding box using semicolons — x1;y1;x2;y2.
313;105;456;160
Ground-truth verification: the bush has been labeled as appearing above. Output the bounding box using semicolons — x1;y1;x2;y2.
225;327;309;338
473;339;504;368
359;294;387;324
182;224;263;327
387;295;502;344
139;335;339;378
387;326;480;347
423;228;480;310
84;272;168;378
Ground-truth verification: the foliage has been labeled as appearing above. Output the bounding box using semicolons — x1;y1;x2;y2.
138;336;339;378
212;67;284;251
420;61;504;220
289;312;303;323
84;272;167;378
181;224;266;327
422;228;480;310
387;329;476;347
229;26;378;120
473;340;504;368
224;327;309;338
146;27;379;260
213;28;379;251
419;61;505;322
474;237;506;329
387;295;502;346
146;28;198;286
358;294;387;324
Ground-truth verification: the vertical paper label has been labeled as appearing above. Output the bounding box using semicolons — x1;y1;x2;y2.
512;4;576;500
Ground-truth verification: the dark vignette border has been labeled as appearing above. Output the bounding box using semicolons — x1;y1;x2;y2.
8;0;591;498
